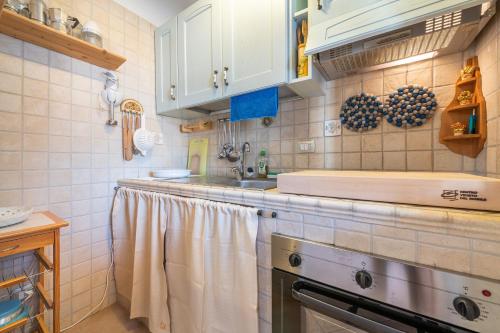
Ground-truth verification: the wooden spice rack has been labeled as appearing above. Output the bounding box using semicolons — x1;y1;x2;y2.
0;8;126;70
439;57;487;158
0;212;68;333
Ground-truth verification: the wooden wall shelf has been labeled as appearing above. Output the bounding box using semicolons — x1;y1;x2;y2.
439;57;487;158
446;103;479;112
443;134;481;141
456;77;477;87
0;9;126;70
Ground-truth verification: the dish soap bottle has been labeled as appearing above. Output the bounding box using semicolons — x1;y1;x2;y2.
257;149;268;178
468;108;477;134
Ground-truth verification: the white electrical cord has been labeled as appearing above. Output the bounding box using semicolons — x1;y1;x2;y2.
60;189;118;332
60;251;114;332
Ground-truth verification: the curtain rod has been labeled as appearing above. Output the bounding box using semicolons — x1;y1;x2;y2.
114;186;277;219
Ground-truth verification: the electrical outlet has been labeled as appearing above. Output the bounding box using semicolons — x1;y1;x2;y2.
296;140;315;153
325;120;341;137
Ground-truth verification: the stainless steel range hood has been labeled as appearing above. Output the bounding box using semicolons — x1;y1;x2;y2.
307;0;495;80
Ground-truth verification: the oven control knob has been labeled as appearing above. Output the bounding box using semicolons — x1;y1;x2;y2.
355;270;373;289
453;297;480;321
288;253;302;267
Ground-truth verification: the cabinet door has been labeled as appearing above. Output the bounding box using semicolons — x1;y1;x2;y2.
222;0;287;96
178;0;223;108
155;18;178;113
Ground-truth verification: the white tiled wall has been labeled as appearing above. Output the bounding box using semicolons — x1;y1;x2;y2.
476;12;500;178
0;0;188;328
187;16;500;179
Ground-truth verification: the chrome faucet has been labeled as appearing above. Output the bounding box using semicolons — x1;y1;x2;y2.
232;142;250;181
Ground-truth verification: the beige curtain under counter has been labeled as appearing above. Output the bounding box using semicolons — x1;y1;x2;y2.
112;187;259;333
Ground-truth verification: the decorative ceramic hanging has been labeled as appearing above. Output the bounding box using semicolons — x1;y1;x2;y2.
340;93;383;132
383;85;437;128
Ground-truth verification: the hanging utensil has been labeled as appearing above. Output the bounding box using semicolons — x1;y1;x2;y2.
127;112;135;160
122;112;133;161
101;72;122;126
217;119;226;159
132;112;140;154
107;96;118;126
222;119;231;156
133;113;155;156
227;121;240;162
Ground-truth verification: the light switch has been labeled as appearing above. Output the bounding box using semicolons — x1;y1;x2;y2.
296;140;315;153
325;120;341;137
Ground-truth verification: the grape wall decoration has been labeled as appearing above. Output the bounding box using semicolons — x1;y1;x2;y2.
383;85;437;128
340;93;383;132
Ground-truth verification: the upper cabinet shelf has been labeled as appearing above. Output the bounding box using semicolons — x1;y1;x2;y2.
0;9;126;70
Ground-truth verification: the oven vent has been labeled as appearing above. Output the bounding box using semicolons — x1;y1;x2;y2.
318;26;459;78
425;11;463;33
314;3;490;81
328;44;353;58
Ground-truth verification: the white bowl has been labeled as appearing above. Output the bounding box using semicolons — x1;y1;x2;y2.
151;169;191;179
0;207;32;228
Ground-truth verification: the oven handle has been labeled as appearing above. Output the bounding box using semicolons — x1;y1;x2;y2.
291;280;406;333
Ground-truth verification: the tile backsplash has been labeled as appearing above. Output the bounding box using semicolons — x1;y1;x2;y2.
187;15;500;179
0;0;187;328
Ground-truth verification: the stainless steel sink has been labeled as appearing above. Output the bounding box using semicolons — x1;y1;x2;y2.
233;179;277;190
158;176;277;190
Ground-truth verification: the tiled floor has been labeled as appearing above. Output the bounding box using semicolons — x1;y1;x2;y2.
66;304;149;333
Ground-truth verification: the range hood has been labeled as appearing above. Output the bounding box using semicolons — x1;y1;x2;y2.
306;0;496;80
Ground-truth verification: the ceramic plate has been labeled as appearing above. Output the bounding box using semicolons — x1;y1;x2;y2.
0;207;32;228
152;169;191;179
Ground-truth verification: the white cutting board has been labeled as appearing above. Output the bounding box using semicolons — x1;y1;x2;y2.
277;171;500;211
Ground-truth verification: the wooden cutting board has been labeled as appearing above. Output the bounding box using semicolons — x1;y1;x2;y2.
277;171;500;211
187;138;208;176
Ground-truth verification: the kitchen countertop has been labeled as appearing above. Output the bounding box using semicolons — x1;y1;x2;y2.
118;178;500;242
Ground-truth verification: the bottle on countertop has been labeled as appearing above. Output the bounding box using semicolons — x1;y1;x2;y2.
257;149;268;178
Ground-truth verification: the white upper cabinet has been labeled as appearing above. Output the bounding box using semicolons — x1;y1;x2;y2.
155;17;178;113
177;0;223;108
155;0;293;117
221;0;287;96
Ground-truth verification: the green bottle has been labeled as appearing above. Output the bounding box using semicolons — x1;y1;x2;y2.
257;149;268;178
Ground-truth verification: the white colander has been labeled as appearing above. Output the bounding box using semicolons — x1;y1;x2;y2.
133;114;155;156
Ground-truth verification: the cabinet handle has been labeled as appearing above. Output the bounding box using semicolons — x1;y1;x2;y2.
223;67;229;86
0;245;19;253
213;70;219;89
170;84;176;100
317;0;322;10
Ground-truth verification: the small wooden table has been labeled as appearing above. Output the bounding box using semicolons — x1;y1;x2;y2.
0;211;68;333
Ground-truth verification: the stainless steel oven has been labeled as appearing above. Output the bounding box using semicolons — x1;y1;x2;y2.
272;234;500;333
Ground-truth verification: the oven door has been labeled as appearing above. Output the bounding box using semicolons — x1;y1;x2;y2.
272;269;475;333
